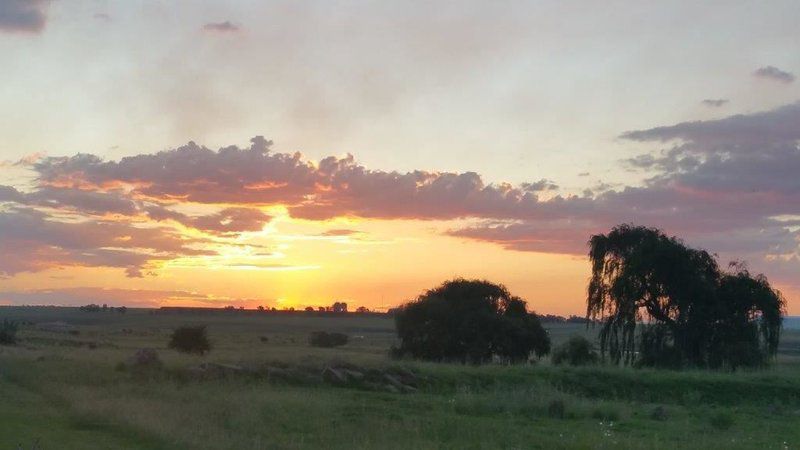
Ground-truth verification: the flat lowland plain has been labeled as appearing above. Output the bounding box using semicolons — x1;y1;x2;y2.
0;307;798;449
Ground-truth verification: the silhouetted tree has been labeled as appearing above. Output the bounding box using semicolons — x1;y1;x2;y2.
587;224;784;369
708;263;784;369
393;278;550;364
0;319;18;345
309;331;349;347
551;335;598;366
168;325;211;355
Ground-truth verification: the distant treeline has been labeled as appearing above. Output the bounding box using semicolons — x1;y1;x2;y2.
154;306;383;316
537;314;592;324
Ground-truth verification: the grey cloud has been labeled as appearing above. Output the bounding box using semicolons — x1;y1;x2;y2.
0;207;212;277
521;179;558;192
753;66;795;83
621;101;800;148
0;0;48;33
701;99;728;107
203;21;240;33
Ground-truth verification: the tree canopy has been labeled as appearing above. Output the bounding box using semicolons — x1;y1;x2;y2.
587;224;784;369
393;278;550;364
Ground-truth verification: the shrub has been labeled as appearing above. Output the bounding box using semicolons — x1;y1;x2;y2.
393;279;550;364
168;326;211;355
709;411;734;430
0;319;18;345
551;335;598;366
127;348;163;370
259;336;269;343
309;331;349;348
547;399;566;419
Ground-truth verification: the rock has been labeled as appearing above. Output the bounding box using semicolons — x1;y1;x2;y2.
322;366;348;384
650;405;668;421
383;373;405;389
342;369;364;381
388;367;419;386
127;348;162;369
383;373;417;393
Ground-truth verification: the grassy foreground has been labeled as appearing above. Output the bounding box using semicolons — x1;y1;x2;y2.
0;307;798;449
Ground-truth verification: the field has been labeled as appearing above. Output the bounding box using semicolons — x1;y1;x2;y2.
0;307;799;449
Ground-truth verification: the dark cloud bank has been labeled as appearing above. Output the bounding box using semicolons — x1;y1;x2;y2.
0;0;49;33
1;103;799;293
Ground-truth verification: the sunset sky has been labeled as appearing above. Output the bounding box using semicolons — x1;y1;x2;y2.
1;1;799;314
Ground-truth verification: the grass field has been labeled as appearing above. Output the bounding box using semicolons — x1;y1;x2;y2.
0;307;799;449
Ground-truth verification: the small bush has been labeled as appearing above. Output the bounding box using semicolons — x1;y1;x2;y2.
0;319;19;345
168;326;211;355
259;336;269;343
709;411;734;430
309;331;349;348
547;399;566;419
591;407;620;421
551;335;598;366
649;405;668;421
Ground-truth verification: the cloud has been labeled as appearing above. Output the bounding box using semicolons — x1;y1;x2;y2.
202;21;240;33
753;66;795;83
8;102;800;294
320;229;363;237
521;179;558;192
93;13;111;21
701;99;728;107
0;0;48;33
0;207;212;278
0;287;261;308
620;101;800;148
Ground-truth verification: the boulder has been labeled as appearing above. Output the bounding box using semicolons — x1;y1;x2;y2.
322;366;348;384
127;348;162;369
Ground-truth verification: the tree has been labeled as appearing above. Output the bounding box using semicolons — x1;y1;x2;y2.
309;331;349;347
168;326;211;355
587;224;784;369
0;319;18;345
709;263;784;369
551;335;598;366
393;279;550;364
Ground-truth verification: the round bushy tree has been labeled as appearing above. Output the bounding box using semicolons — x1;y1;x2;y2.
551;335;598;366
393;279;550;364
168;325;211;355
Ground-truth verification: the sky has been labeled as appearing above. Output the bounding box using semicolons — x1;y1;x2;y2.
1;0;799;314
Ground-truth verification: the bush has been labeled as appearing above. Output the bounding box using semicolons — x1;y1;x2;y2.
547;399;566;419
551;335;598;366
309;331;349;348
168;326;211;355
126;348;163;371
393;279;550;364
709;411;734;430
0;319;18;345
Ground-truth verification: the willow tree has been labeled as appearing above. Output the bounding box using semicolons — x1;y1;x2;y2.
587;224;784;369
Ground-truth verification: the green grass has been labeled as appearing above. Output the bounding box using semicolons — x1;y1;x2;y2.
0;306;798;449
